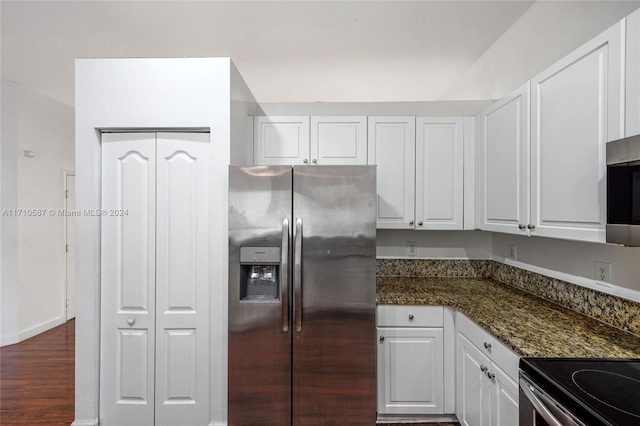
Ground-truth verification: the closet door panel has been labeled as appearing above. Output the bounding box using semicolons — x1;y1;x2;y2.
155;132;210;426
100;132;157;426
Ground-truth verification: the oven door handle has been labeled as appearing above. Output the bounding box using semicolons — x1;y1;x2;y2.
520;376;581;426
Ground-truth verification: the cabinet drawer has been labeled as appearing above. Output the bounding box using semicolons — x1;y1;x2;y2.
456;312;519;382
377;305;444;327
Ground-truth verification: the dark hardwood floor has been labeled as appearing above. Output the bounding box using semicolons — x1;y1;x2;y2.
0;319;75;425
0;320;458;425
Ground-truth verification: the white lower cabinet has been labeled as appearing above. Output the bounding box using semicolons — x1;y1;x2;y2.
456;313;519;426
376;306;454;416
377;308;519;424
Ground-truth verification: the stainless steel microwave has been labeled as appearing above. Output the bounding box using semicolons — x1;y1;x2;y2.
606;134;640;246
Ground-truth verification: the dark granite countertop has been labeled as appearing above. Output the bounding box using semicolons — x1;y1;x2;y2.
377;276;640;358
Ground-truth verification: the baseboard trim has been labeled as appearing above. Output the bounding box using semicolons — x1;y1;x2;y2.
377;413;458;423
18;315;66;343
0;333;19;347
71;419;98;426
208;422;227;426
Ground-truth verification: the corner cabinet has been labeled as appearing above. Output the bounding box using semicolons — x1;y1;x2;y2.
369;116;466;230
254;116;367;165
476;83;530;235
477;19;624;243
376;306;455;417
530;20;624;243
456;313;519;426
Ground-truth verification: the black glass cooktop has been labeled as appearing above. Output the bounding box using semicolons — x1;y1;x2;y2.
520;358;640;426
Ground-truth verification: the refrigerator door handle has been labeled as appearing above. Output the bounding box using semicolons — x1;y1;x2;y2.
281;218;290;332
294;218;303;332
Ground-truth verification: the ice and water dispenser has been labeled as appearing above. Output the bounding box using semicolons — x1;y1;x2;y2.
239;247;280;301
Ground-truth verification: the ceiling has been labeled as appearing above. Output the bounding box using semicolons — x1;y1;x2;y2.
1;1;638;106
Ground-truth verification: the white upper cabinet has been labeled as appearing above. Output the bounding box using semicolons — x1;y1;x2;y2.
477;84;530;235
416;117;464;230
254;116;310;165
311;116;367;165
530;20;624;243
368;116;416;229
254;116;367;165
627;9;640;137
369;116;468;230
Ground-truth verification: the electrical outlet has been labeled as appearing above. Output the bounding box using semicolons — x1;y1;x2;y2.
595;261;612;285
508;244;517;261
407;241;417;257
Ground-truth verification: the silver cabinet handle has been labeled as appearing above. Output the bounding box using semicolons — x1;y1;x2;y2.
281;218;290;332
127;317;135;326
487;371;495;380
518;224;526;230
409;220;414;225
480;365;488;372
379;336;385;342
408;314;414;320
294;218;303;333
528;224;536;230
484;342;492;350
312;159;317;164
303;159;308;164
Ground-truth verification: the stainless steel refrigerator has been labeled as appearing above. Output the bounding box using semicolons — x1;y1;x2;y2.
228;165;376;425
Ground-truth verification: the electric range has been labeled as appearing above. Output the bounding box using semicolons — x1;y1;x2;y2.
519;358;640;426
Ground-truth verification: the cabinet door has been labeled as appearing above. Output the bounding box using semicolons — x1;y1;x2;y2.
254;116;310;165
415;117;464;230
100;133;157;426
457;334;491;426
530;21;624;242
155;133;210;426
627;9;640;137
490;363;519;426
368;116;416;229
311;116;367;164
477;84;530;235
377;328;444;414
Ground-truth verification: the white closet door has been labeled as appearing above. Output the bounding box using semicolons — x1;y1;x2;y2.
155;133;210;426
100;132;157;426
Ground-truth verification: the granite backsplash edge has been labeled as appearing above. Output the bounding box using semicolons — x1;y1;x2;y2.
376;258;640;336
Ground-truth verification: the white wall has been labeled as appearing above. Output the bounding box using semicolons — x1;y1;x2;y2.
257;101;492;117
377;228;640;303
1;81;19;346
493;233;640;302
16;85;74;340
376;229;492;259
74;57;255;426
0;81;74;347
444;1;640;100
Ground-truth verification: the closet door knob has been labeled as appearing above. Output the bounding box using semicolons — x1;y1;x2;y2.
127;317;135;326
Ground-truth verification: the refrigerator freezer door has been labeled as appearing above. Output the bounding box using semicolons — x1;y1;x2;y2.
292;165;377;425
228;166;292;425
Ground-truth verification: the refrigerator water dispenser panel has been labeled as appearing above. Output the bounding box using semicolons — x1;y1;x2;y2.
239;247;280;301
